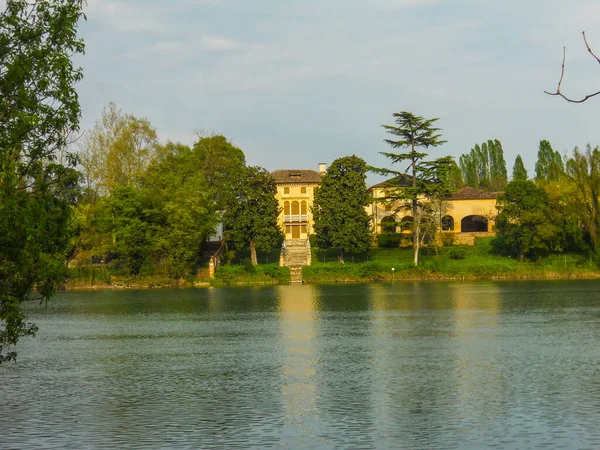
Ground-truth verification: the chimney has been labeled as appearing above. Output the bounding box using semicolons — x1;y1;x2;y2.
318;162;327;175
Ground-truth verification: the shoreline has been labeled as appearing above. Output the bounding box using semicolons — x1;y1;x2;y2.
62;270;600;291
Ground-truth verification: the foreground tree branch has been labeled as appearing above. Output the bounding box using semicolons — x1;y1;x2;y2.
545;32;600;103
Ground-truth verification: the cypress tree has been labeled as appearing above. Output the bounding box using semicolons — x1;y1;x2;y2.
512;155;528;181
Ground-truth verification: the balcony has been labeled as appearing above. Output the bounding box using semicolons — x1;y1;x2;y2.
283;214;308;223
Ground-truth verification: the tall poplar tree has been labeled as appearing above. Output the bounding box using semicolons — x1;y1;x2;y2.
1;0;86;362
371;112;450;266
565;145;600;252
512;155;528;181
459;139;507;191
535;140;564;183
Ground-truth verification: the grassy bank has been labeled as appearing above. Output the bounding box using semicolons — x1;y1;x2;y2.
213;264;290;285
65;263;290;289
65;265;204;289
65;239;600;288
304;239;600;283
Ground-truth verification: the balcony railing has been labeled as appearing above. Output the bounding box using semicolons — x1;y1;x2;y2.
283;214;308;223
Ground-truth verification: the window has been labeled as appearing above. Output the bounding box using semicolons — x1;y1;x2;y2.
441;215;454;231
284;187;289;194
285;225;291;233
301;187;306;194
301;225;307;233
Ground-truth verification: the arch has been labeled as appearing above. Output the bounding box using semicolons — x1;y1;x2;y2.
461;215;488;232
284;201;290;215
301;201;307;215
399;216;414;233
381;216;396;233
441;215;454;231
291;201;300;215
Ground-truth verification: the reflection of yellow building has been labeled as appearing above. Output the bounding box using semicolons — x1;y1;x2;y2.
271;165;325;240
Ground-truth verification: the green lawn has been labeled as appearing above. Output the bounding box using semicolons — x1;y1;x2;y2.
304;238;600;283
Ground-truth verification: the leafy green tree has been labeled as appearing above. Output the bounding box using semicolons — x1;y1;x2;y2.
565;145;600;252
512;155;528;181
79;103;158;195
371;111;450;265
543;181;587;254
312;156;372;259
141;142;218;276
73;141;219;277
459;139;508;190
192;135;246;209
535;140;564;183
494;181;557;261
0;0;86;362
108;186;152;275
223;166;282;265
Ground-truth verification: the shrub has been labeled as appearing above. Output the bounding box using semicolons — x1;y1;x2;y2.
261;264;284;279
447;248;466;260
243;258;256;274
356;262;385;280
378;233;402;248
440;232;455;247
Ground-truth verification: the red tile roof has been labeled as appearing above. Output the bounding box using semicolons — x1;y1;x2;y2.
271;170;323;184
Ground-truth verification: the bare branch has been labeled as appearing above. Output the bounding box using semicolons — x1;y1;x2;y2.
545;32;600;103
583;31;600;64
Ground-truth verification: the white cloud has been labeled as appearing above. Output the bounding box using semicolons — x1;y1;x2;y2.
84;0;173;34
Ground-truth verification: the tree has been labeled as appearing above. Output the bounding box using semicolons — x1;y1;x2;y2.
73;141;219;277
512;155;528;181
565;145;600;252
545;32;600;103
141;142;218;276
192;135;246;210
312;155;372;259
79;103;158;195
494;181;557;261
223;166;282;265
438;159;464;191
535;140;564;183
459;139;507;190
0;0;86;362
371;112;450;265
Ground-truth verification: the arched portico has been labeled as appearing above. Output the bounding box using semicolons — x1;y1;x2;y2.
461;215;488;232
381;216;396;233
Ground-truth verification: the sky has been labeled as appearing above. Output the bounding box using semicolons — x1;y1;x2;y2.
4;0;600;183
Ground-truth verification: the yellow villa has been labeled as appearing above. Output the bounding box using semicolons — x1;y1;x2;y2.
271;164;326;240
368;181;500;245
270;165;501;251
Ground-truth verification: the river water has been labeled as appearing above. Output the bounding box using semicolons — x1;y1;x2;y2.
1;281;600;449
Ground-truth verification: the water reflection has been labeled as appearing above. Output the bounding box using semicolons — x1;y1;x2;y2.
276;285;320;445
2;281;600;449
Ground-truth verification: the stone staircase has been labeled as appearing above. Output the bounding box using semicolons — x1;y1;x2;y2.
280;239;311;283
289;266;303;284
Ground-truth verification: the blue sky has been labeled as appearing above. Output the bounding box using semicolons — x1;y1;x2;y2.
4;0;600;183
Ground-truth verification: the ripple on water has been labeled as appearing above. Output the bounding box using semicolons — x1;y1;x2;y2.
1;282;600;449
